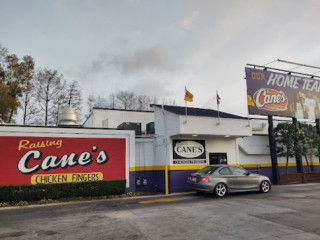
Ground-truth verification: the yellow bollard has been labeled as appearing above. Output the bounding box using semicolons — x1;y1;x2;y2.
165;164;169;195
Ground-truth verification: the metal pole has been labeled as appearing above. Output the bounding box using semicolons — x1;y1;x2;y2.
165;165;169;195
292;117;306;183
316;119;320;134
268;116;280;185
246;64;320;79
185;101;187;123
277;59;320;70
316;119;320;164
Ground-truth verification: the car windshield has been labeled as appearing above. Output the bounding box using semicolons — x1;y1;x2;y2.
197;166;219;175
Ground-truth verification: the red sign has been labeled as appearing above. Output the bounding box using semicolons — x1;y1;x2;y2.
0;136;126;185
253;88;288;111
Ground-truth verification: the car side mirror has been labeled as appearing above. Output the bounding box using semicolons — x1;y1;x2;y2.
245;171;250;176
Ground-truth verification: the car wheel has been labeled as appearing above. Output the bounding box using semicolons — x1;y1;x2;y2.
260;180;271;193
214;183;227;197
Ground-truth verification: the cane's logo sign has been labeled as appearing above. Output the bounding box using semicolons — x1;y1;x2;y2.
17;139;109;175
174;141;204;158
253;88;288;111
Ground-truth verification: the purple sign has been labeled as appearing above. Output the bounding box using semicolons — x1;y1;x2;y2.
245;67;320;119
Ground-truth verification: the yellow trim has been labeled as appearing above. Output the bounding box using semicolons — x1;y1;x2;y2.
130;165;206;172
139;198;184;204
168;165;207;170
130;166;165;172
130;162;320;172
237;162;320;168
165;165;169;195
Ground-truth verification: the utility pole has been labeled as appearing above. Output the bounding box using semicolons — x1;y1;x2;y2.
268;116;279;185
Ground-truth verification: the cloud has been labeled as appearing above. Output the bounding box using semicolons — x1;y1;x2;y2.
183;11;200;29
130;78;175;98
111;44;177;73
127;0;140;5
80;44;178;79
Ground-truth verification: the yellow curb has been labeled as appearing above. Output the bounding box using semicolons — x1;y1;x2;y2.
139;198;184;204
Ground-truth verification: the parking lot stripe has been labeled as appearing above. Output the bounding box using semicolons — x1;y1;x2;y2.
139;198;184;204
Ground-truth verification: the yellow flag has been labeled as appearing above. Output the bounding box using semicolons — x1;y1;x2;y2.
184;88;193;102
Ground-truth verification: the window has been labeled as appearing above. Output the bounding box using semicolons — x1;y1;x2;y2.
229;166;248;175
209;153;227;165
198;166;219;175
219;167;232;175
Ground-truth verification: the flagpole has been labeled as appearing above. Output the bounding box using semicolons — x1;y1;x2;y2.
185;86;188;123
216;90;220;124
185;101;188;123
246;93;250;127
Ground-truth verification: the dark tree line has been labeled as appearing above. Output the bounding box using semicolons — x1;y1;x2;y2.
86;91;176;118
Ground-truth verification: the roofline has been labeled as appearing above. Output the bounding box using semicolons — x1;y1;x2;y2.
152;104;247;120
93;107;154;113
82;111;93;126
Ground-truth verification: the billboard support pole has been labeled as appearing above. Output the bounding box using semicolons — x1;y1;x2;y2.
268;116;280;185
316;119;320;134
316;119;320;163
292;117;306;183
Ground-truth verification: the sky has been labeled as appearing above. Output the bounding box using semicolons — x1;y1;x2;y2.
1;0;320;119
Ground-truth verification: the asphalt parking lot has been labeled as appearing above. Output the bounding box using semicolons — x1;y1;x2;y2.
1;183;320;240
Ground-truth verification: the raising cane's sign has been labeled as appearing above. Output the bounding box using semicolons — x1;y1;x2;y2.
246;67;320;119
0;136;126;185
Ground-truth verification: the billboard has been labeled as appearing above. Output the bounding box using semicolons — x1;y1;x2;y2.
0;136;126;185
246;67;320;119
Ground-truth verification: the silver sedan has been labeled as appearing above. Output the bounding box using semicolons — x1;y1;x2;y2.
187;165;271;197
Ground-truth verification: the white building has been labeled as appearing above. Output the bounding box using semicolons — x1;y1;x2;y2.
1;105;317;192
84;105;313;192
83;108;154;134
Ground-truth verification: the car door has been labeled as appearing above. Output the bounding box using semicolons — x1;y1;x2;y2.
228;166;258;190
217;167;236;189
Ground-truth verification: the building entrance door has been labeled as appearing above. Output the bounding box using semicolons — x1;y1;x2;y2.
209;153;227;165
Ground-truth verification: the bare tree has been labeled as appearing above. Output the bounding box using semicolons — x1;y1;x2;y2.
137;95;155;111
160;97;176;106
65;80;82;121
107;93;117;109
116;90;136;110
20;77;38;125
85;94;108;118
34;68;65;126
86;94;96;117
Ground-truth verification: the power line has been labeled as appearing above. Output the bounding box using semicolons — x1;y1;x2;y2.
262;59;278;67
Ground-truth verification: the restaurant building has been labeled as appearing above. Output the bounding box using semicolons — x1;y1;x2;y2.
1;105;318;192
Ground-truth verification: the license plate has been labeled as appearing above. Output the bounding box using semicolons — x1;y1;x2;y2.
191;177;197;182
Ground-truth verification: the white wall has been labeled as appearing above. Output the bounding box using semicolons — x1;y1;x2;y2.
238;135;316;166
87;109;154;133
135;138;155;167
179;116;252;137
169;135;238;166
154;107;180;166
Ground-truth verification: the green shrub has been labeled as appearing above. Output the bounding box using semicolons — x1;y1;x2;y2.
38;199;58;204
0;180;126;203
0;202;9;207
15;201;28;206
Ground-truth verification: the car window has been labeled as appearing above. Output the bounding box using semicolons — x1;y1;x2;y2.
229;166;248;175
219;167;232;175
197;166;219;175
